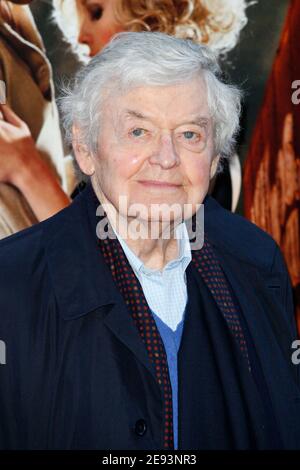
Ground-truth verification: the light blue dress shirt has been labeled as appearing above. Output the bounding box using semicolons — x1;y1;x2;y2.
114;222;192;331
112;221;192;449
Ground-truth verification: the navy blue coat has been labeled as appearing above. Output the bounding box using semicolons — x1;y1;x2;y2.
0;182;299;449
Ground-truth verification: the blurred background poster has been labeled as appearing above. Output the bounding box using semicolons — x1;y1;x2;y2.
243;0;300;330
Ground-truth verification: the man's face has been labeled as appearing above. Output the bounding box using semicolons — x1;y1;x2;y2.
82;77;219;222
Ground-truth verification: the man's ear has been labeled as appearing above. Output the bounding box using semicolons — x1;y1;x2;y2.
72;125;95;176
210;154;221;180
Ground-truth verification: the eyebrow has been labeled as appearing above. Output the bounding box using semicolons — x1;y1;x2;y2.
123;110;151;121
122;109;210;127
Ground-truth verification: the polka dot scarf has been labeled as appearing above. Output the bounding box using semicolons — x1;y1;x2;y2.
94;202;250;450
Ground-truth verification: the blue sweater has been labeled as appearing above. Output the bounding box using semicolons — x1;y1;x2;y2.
151;309;186;450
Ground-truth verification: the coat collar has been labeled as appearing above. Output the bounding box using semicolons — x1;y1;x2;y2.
44;181;119;321
44;180;277;322
44;180;161;380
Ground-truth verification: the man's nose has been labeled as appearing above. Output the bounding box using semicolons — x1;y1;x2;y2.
149;133;180;169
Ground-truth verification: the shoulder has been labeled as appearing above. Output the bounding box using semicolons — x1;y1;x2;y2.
0;219;44;273
0;202;72;315
0;222;47;331
204;195;282;273
0;189;85;285
0;194;72;259
204;196;296;333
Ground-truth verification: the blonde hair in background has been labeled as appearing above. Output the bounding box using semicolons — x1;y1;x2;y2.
52;0;251;61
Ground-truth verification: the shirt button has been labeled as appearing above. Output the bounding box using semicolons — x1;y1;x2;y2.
135;419;147;436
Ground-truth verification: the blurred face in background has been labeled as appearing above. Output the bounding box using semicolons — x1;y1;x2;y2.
75;0;124;56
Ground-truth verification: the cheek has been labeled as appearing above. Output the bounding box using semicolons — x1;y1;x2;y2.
185;156;212;187
102;151;145;183
117;147;147;169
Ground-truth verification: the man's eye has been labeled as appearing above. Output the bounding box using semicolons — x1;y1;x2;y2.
183;131;198;140
89;6;103;21
131;128;145;137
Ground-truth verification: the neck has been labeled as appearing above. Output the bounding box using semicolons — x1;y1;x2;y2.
123;228;179;271
92;182;180;271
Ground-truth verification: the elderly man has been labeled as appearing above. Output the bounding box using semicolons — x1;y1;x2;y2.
0;32;299;450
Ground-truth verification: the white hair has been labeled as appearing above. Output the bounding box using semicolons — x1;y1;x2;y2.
59;31;242;173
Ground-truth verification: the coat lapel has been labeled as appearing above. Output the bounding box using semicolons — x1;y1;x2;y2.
44;183;157;382
212;248;300;447
102;301;157;381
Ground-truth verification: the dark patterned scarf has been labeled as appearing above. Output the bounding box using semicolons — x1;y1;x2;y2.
91;190;251;450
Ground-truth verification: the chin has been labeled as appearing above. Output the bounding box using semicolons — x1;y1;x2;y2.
134;201;185;224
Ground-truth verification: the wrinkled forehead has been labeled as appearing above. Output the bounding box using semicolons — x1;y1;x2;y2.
104;77;211;125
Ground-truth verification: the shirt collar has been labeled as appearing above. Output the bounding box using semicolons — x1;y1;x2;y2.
111;220;192;277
